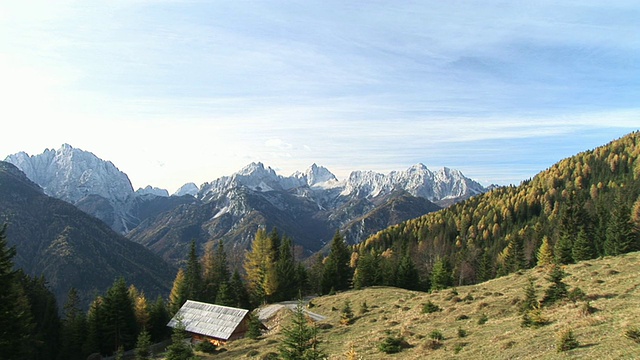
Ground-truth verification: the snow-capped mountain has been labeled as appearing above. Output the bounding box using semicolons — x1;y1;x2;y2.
5;144;138;232
6;144;491;265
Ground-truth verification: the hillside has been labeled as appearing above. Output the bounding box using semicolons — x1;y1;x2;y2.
207;252;640;359
354;131;640;286
0;161;175;308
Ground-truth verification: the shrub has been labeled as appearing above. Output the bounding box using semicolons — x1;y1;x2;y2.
457;327;467;338
625;326;640;344
340;301;354;325
580;301;596;316
454;342;465;354
195;341;217;354
556;329;579;352
521;307;550;328
456;314;469;321
378;336;403;354
568;287;587;303
359;301;369;314
429;330;444;341
422;301;441;314
477;313;488;325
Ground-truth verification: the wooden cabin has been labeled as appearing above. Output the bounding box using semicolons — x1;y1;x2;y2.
167;300;251;346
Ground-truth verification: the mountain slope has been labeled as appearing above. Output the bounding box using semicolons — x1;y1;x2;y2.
357;131;640;285
0;161;175;308
213;252;640;359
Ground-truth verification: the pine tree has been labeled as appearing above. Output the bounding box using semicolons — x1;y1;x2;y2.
103;277;138;354
275;236;298;301
554;234;574;264
541;265;569;306
184;240;203;301
83;296;106;355
246;313;263;340
169;268;188;315
0;225;35;359
215;282;234;307
321;231;351;294
58;288;87;360
604;196;636;256
134;329;152;360
430;257;454;291
202;240;231;303
148;296;171;343
572;228;595;261
536;236;554;267
165;320;196;360
228;270;251;309
396;254;420;291
20;273;61;360
353;250;381;289
340;301;354;325
521;276;538;313
278;300;325;360
477;250;494;282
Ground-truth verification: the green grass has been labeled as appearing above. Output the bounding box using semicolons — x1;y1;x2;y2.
194;252;640;359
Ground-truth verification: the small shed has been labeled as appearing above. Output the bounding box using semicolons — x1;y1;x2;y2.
167;300;251;346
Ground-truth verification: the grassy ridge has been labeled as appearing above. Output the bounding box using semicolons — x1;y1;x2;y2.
205;252;640;359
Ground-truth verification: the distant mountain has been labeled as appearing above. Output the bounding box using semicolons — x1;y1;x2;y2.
6;146;490;265
4;144;193;234
0;161;175;308
129;162;485;264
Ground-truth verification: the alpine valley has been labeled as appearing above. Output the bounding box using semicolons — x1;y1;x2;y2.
5;145;489;266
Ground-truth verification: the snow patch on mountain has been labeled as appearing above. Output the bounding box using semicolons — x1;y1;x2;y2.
136;185;169;197
173;182;199;197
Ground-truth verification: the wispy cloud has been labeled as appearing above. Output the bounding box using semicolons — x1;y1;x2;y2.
0;1;638;191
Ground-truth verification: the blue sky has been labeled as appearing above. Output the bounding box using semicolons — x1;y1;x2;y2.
1;1;638;192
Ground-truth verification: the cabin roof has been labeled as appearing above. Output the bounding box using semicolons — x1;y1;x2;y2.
167;300;249;341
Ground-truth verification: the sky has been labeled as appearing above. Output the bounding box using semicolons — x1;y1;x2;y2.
1;1;638;193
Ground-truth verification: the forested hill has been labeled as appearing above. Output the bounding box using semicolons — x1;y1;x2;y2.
0;161;175;308
355;131;640;286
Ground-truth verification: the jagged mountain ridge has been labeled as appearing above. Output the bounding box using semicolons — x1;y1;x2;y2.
5;145;490;265
0;161;174;309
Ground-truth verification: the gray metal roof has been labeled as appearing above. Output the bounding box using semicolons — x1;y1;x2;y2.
167;300;249;340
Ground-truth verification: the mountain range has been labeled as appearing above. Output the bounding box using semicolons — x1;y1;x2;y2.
5;145;490;264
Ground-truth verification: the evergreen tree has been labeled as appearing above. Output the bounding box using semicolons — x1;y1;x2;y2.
554;234;574;264
541;265;569;306
103;277;138;354
201;240;230;303
321;231;351;294
215;282;234;307
83;296;106;355
572;228;595;261
396;254;420;290
184;240;203;301
169;268;188;315
278;300;325;360
353;250;381;289
430;257;454;291
0;225;35;359
58;288;87;360
19;272;61;360
228;270;251;310
134;329;153;360
246;313;263;340
165;320;196;360
307;253;325;296
536;236;554;267
148;296;171;343
477;250;494;282
521;276;538;313
604;196;637;256
275;235;298;301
